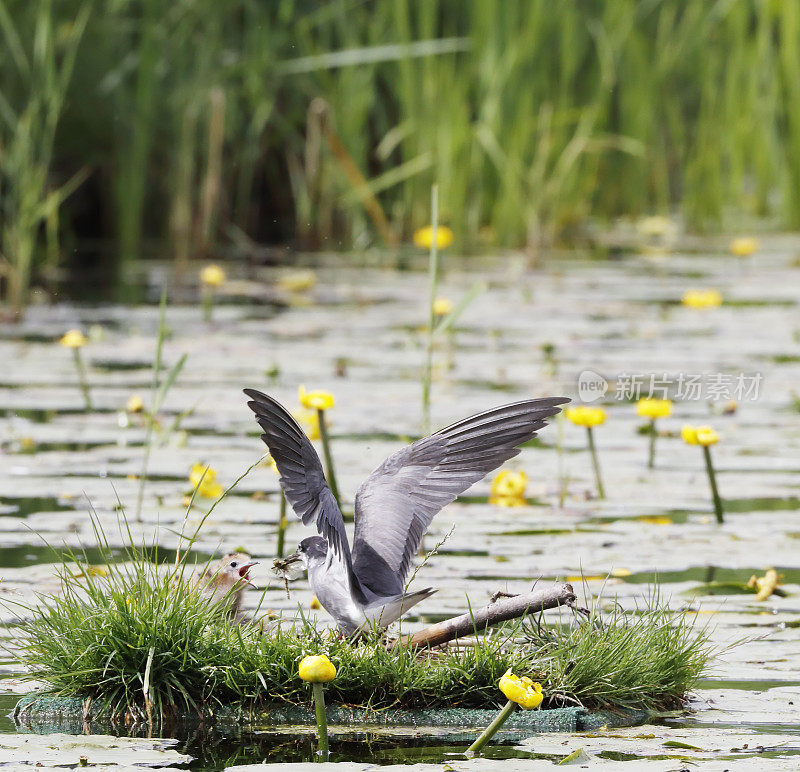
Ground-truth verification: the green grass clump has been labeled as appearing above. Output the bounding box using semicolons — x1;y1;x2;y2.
15;546;519;715
525;594;714;712
15;546;250;718
13;538;713;722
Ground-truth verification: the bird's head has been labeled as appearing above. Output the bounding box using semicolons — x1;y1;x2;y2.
278;536;328;575
212;552;258;589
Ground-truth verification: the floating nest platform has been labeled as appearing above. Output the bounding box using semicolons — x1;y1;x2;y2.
15;694;650;740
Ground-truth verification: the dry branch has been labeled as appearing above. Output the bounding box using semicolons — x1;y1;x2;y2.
396;582;575;650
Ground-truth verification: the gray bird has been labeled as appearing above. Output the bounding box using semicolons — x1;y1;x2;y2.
244;389;568;635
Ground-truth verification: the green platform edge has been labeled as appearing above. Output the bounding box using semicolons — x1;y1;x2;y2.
14;693;649;737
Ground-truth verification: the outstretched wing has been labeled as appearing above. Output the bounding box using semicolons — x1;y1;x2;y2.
243;389;351;563
352;398;569;596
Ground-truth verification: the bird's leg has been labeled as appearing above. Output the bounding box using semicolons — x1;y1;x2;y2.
381;634;397;650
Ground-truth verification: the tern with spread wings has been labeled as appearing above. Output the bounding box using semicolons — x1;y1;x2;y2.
244;389;568;635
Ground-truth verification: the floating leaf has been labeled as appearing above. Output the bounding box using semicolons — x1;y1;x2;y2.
664;740;704;750
558;748;592;764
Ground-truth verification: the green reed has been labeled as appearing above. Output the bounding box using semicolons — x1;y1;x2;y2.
4;1;800;313
135;288;187;520
0;0;89;316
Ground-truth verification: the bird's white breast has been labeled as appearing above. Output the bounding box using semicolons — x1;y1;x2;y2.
307;551;418;634
307;551;368;634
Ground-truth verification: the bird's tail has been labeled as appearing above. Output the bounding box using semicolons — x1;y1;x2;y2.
366;586;437;628
399;586;438;614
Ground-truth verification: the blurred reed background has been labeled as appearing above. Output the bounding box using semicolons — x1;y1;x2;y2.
0;0;798;311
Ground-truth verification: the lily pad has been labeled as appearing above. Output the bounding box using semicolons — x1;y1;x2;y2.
0;733;191;768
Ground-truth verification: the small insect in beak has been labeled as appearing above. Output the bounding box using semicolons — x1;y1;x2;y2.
273;552;303;579
273;552;303;599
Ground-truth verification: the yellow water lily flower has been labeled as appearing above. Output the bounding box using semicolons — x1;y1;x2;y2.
490;495;526;508
413;224;454;250
489;470;528;507
681;425;699;444
636;398;672;420
637;215;672;238
432;296;454;316
729;237;759;257
73;565;109;579
278;269;316;293
299;654;337;683
59;329;88;348
684;427;724;522
681;289;722;308
200;264;225;287
681;425;719;446
126;394;144;413
637;515;673;525
748;569;781;601
298;384;335;411
498;669;543;710
565;575;605;582
695;427;719;445
491;470;528;498
189;463;224;499
565;406;606;428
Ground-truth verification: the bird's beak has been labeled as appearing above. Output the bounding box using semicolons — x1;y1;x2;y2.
238;561;258;588
273;552;304;580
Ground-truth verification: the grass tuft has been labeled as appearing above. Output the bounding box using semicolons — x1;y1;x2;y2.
524;591;714;712
12;527;713;722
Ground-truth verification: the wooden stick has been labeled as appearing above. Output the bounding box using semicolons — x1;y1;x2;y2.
395;582;575;650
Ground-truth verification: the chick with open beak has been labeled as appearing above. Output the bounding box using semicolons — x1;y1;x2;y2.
196;552;258;619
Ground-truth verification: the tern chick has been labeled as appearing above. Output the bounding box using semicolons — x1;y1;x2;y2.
194;552;258;619
245;390;568;635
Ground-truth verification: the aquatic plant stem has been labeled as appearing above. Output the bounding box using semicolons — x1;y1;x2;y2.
703;446;724;524
135;289;166;521
648;419;656;469
557;412;566;507
201;285;214;322
467;700;516;754
316;408;341;510
421;184;439;434
276;494;287;558
135;289;188;521
311;682;329;757
71;349;92;411
586;426;605;499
